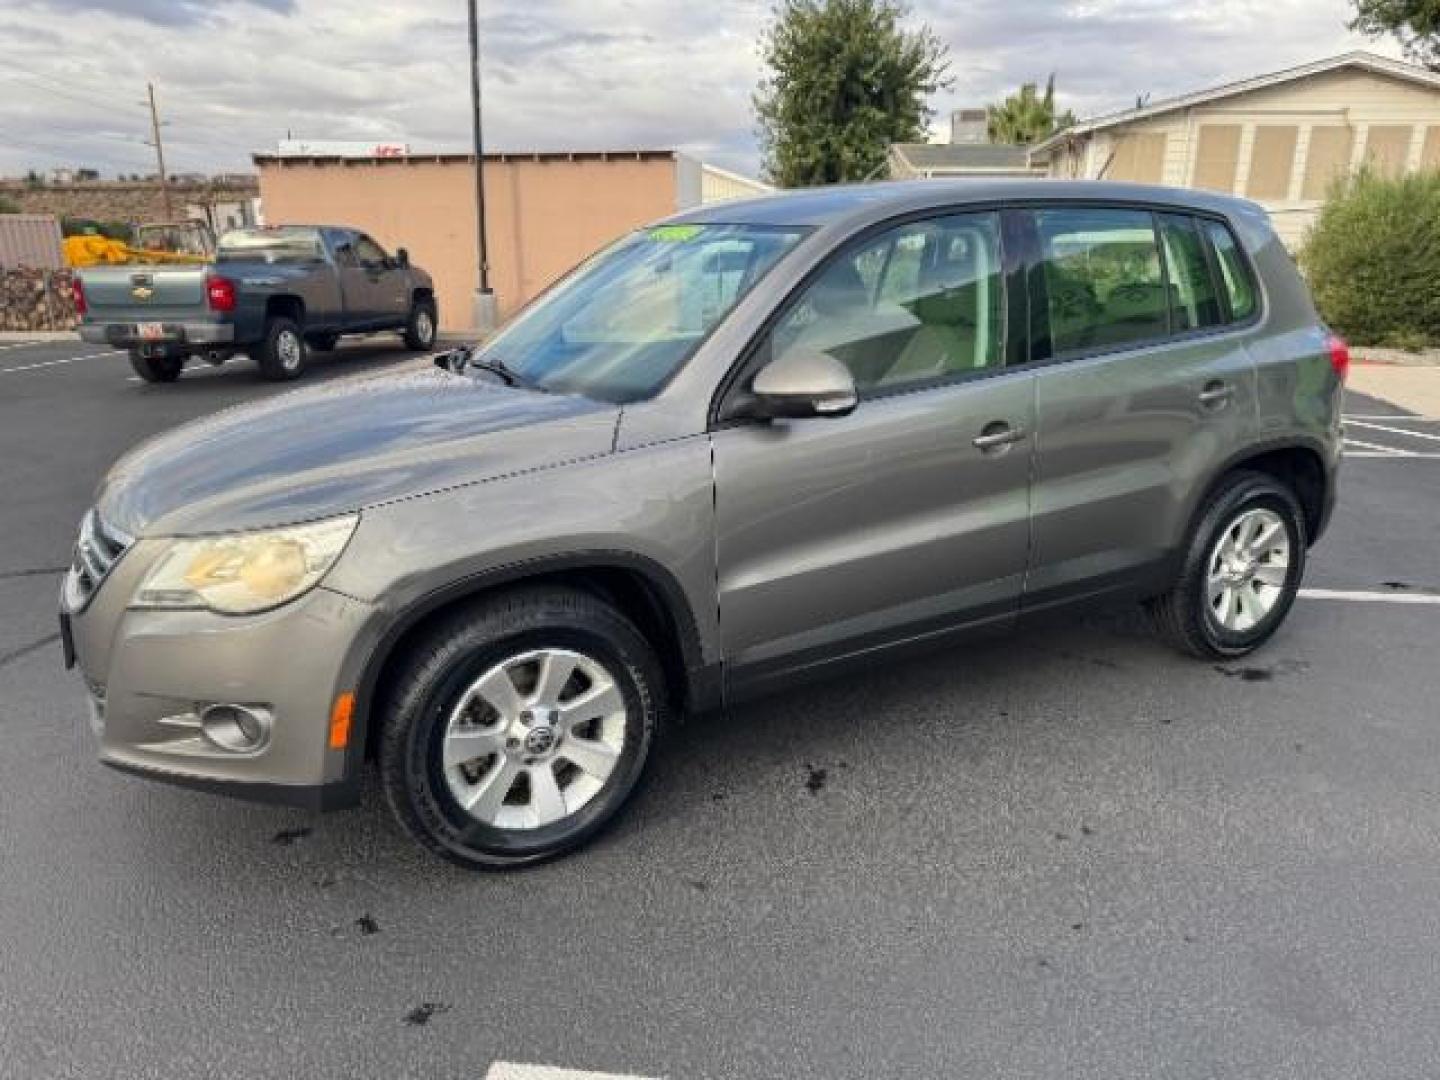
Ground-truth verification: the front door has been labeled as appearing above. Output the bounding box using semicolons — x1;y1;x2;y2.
351;233;411;324
1022;206;1259;607
711;210;1035;692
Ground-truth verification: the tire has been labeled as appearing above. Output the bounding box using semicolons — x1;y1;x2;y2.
128;348;183;383
379;586;665;869
1147;470;1307;659
254;316;307;381
307;332;339;352
402;297;438;351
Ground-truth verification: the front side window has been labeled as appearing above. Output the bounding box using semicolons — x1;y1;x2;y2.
1158;213;1222;331
1036;208;1167;354
476;223;805;403
354;235;389;268
766;212;1005;393
1202;220;1258;322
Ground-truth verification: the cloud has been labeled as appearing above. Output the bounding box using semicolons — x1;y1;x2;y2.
0;0;1399;180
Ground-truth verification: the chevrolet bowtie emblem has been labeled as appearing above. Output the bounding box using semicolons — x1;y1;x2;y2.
132;285;153;301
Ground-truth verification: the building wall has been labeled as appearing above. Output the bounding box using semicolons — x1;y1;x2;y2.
1040;68;1440;248
700;164;773;203
0;179;259;227
256;155;680;330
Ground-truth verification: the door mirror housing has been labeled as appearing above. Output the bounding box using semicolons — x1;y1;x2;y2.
395;247;410;267
748;348;858;419
433;346;471;374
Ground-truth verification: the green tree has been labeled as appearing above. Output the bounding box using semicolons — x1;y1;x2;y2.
986;75;1075;145
755;0;950;187
0;195;21;214
1349;0;1440;69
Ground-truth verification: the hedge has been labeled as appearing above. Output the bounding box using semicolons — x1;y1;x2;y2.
1301;168;1440;350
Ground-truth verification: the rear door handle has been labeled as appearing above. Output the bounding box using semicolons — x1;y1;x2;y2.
972;422;1028;453
1198;381;1234;407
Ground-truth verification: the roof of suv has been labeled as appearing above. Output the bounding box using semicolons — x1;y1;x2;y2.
670;179;1264;229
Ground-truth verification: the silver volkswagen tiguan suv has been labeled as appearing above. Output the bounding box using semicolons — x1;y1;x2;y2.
61;181;1345;868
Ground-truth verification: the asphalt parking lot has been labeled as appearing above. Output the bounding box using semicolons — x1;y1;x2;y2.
2;338;1439;1080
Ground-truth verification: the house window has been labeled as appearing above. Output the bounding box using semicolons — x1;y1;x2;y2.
1192;125;1242;193
1302;126;1355;200
1106;133;1167;183
1364;125;1413;177
1246;125;1298;200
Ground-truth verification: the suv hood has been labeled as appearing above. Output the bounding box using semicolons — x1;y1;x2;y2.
97;366;619;536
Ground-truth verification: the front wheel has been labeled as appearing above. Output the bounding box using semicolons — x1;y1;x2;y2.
402;298;438;351
128;348;183;383
255;316;307;381
379;587;664;869
1147;471;1307;659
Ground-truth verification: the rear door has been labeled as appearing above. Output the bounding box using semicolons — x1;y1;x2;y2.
711;210;1035;692
1021;205;1258;608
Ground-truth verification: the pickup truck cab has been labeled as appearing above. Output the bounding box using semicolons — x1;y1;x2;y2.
75;225;438;383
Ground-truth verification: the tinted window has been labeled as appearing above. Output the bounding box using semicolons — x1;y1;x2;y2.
1202;220;1258;322
354;235;388;267
1036;208;1167;353
1158;214;1222;331
475;224;804;403
769;212;1005;393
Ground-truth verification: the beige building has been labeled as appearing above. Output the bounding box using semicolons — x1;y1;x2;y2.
254;150;765;330
1028;52;1440;247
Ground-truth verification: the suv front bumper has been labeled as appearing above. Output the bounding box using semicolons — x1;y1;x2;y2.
64;538;379;808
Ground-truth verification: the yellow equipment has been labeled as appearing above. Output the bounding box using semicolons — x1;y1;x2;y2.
64;221;215;268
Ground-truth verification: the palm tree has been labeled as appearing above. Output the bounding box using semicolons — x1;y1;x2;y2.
986;75;1076;145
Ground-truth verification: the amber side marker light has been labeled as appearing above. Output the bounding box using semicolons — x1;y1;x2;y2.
328;691;356;750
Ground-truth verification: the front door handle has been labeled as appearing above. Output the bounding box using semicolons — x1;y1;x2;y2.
972;422;1028;453
1198;381;1234;408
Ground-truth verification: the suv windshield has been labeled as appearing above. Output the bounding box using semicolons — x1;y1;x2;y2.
476;223;806;402
218;227;323;264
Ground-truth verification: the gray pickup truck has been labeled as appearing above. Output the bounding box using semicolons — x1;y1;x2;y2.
75;225;438;383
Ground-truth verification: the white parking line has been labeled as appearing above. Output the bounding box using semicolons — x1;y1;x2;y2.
0;340;41;352
1344;437;1409;455
484;1065;659;1080
1346;419;1440;444
1344;415;1440;422
1299;588;1440;605
0;350;122;375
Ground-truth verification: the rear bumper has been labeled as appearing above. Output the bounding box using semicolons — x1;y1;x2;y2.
79;322;235;348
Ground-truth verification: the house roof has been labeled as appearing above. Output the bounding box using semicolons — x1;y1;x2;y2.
1030;51;1440;157
890;143;1039;173
252;149;680;166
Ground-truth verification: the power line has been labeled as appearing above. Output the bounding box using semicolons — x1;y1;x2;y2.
0;67;142;123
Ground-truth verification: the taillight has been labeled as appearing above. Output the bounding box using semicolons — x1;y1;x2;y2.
205;274;236;313
71;277;87;316
1326;333;1350;382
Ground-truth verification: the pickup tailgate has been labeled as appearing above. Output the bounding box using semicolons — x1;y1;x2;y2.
79;265;208;322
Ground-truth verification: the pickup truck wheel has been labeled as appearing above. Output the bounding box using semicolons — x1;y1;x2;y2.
1147;471;1306;659
128;349;183;383
255;317;307;381
402;298;438;351
379;586;665;869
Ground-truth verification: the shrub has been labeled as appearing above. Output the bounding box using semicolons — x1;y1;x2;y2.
1301;167;1440;348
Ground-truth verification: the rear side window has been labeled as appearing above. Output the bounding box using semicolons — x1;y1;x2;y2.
1035;208;1167;354
1200;220;1258;322
1157;213;1222;331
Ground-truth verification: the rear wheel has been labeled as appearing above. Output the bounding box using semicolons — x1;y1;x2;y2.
255;316;307;381
127;348;183;383
379;586;664;869
1147;471;1306;659
402;298;438;351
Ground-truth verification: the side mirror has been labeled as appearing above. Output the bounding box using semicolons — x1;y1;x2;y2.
748;348;857;420
434;346;470;373
396;247;410;267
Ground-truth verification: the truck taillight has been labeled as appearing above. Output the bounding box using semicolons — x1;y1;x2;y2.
1327;333;1350;382
205;275;236;313
71;277;87;316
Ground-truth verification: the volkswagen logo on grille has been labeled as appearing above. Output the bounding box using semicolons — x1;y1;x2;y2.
523;726;556;755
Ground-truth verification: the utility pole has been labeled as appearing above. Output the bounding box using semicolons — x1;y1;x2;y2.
144;82;172;220
467;0;497;332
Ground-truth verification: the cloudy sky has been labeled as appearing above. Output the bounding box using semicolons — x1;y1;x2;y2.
0;0;1402;179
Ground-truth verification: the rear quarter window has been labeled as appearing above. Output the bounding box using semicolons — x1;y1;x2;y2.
1200;219;1258;322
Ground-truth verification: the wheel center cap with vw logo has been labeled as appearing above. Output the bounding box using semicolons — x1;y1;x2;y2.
524;726;557;755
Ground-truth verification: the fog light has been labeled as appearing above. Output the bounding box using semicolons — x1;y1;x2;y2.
200;703;273;753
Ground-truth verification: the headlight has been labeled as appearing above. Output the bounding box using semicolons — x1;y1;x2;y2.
132;515;358;614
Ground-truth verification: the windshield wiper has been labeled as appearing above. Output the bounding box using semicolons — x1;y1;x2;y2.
467;354;521;386
435;346;538;389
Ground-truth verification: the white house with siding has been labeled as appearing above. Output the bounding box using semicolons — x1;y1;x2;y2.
1028;52;1440;248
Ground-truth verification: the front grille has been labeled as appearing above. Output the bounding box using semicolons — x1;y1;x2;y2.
64;509;132;611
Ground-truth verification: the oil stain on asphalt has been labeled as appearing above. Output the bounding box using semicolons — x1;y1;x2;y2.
271;826;312;845
403;1003;450;1026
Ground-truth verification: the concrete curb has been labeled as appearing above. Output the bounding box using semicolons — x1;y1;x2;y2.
0;331;77;343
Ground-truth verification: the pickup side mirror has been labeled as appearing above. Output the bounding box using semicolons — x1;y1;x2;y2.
434;346;470;373
748;348;858;420
396;247;410;267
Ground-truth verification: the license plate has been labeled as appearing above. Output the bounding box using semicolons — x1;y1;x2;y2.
59;612;76;669
137;322;166;341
